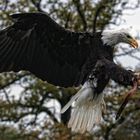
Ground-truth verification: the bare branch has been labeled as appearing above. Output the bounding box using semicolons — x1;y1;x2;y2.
115;49;137;57
30;0;45;13
2;89;11;104
73;0;87;31
115;47;140;61
93;5;105;33
64;12;71;28
16;100;59;123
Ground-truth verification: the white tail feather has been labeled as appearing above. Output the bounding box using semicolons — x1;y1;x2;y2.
61;87;85;113
61;81;105;133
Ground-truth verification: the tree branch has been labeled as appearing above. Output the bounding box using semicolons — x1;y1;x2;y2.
115;47;140;61
93;5;105;33
0;72;31;89
30;0;45;13
73;0;87;31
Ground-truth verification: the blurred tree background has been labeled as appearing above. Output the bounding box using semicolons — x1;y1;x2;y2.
0;0;140;140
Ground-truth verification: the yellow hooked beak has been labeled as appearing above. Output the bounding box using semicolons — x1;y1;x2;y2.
129;38;138;48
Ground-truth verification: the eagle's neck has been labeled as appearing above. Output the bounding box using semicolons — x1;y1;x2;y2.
101;31;121;46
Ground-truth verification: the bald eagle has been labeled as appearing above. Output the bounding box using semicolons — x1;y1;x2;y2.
0;13;138;133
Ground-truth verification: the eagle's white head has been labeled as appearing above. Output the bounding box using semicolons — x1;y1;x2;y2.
101;29;138;48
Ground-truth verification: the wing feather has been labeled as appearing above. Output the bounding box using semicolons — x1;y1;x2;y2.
0;37;12;53
0;12;91;87
2;42;19;70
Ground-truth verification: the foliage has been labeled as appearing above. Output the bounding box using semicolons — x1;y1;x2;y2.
0;0;140;140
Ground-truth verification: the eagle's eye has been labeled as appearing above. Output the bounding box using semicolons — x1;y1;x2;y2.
126;34;132;38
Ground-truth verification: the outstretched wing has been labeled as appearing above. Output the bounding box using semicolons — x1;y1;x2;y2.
0;13;91;87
